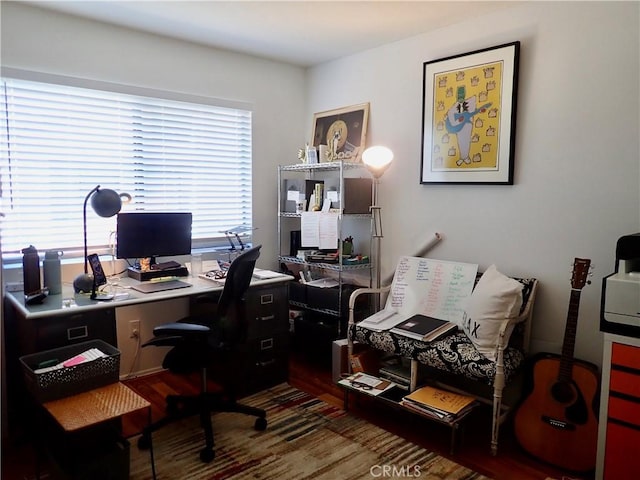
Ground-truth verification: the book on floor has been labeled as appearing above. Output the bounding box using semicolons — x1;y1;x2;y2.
390;314;457;342
402;385;476;416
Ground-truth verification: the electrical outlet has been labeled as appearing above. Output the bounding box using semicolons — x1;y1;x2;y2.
129;319;140;339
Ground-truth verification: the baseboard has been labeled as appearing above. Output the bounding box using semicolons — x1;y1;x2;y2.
120;366;165;380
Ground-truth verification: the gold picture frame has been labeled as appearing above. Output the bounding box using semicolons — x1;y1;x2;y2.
311;103;369;162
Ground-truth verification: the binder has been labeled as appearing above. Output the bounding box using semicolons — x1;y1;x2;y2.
390;314;457;342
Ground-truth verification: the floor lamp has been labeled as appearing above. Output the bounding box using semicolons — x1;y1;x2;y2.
73;185;131;293
362;146;394;312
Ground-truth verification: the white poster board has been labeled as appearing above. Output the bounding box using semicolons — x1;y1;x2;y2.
358;257;478;331
388;256;478;322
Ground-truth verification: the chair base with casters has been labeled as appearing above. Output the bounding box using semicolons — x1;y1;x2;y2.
137;365;267;463
137;245;266;463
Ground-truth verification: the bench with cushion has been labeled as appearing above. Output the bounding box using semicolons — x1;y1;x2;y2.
347;263;538;455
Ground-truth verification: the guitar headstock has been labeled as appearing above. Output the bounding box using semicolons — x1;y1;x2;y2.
571;257;592;289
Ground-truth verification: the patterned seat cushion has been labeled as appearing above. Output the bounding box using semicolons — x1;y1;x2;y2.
350;327;524;385
349;278;535;386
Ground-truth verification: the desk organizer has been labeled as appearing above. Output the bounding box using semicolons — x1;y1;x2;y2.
20;339;120;403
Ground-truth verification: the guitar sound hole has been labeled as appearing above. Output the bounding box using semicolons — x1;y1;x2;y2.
550;381;575;404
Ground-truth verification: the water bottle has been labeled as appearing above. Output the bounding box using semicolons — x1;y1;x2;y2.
43;250;63;295
21;245;41;295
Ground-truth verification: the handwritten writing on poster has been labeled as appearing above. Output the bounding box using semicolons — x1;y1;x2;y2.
387;257;478;323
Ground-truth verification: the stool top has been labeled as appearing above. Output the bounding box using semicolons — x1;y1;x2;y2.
43;382;149;431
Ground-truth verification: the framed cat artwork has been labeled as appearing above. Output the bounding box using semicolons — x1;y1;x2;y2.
421;42;520;185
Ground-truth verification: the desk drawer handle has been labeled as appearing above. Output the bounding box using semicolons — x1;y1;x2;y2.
67;325;88;341
260;294;273;305
260;338;274;350
256;359;276;367
257;315;275;322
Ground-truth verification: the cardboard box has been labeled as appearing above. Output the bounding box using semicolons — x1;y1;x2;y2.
349;347;380;375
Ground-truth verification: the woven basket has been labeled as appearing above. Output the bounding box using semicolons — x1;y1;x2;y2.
20;339;120;403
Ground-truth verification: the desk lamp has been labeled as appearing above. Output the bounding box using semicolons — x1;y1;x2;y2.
73;185;131;293
362;146;394;311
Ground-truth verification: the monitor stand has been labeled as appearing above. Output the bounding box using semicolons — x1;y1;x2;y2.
127;266;189;282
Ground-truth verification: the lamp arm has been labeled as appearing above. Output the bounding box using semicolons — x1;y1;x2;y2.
83;185;100;274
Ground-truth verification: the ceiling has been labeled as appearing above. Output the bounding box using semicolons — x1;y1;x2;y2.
26;1;515;67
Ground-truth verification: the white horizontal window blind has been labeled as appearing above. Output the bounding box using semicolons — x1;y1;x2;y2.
0;77;252;257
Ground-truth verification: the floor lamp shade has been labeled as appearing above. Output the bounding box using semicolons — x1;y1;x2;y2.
362;146;393;179
73;185;129;293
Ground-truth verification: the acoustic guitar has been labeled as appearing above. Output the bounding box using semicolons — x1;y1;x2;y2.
514;258;599;473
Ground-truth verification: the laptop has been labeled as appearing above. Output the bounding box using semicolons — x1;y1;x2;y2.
131;279;192;294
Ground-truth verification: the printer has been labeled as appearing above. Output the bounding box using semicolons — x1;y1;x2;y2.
601;233;640;338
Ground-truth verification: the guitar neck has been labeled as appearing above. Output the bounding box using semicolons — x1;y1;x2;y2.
559;288;581;382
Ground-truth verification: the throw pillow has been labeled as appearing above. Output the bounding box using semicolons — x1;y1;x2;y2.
460;264;523;362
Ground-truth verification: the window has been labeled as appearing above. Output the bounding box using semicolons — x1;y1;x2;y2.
0;75;252;259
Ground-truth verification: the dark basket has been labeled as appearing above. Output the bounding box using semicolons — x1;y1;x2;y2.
20;340;120;403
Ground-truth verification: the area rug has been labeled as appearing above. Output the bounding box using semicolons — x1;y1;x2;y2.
129;383;491;479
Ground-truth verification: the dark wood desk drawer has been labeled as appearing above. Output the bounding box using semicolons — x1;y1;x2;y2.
34;308;117;352
243;335;289;394
246;285;287;313
246;284;289;339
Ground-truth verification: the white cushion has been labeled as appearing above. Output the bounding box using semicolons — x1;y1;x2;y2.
460;264;523;362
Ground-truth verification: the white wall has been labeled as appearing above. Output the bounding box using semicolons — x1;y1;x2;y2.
307;2;640;366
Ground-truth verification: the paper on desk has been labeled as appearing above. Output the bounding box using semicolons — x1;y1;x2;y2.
356;308;408;332
253;269;283;279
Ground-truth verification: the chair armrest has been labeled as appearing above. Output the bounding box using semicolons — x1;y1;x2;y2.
153;322;210;336
348;285;392;326
513;279;538;353
348;285;391;309
515;279;538;323
142;322;211;348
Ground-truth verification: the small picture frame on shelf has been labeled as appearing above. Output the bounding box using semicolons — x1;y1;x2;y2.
311;103;369;163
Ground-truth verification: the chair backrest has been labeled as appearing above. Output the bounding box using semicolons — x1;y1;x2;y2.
215;245;261;344
217;244;262;315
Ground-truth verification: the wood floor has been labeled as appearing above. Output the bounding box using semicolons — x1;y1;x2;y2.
3;352;593;480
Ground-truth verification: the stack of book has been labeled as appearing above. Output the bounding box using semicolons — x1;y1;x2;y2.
401;385;477;423
390;314;457;342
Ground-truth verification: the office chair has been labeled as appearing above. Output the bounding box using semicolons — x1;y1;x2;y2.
137;245;266;463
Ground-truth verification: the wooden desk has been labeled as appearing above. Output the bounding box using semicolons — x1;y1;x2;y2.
39;382;155;479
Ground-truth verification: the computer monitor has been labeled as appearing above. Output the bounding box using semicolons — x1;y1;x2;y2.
116;212;192;263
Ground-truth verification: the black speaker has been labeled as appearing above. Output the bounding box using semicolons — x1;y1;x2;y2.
290;230;301;256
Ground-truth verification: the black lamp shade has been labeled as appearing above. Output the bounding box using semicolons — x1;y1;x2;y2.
73;185;130;293
91;188;123;217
